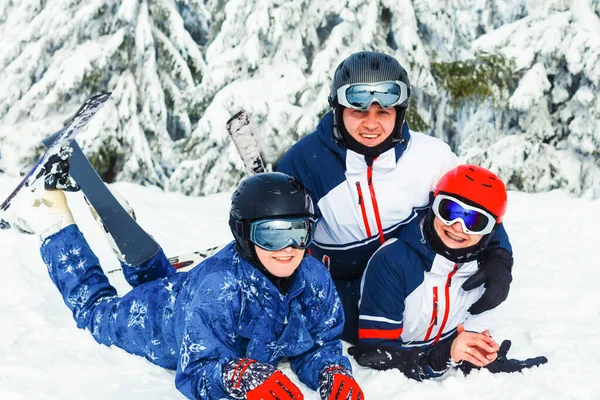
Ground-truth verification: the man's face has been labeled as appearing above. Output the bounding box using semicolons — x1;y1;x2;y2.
342;104;396;147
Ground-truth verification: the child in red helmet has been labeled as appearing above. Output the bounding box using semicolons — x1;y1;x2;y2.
349;165;547;380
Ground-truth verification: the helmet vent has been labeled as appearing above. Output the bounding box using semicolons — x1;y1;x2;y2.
465;174;475;182
370;58;381;70
482;183;493;188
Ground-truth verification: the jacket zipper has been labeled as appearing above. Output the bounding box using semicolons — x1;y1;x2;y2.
434;263;459;343
355;182;372;237
366;164;385;244
423;286;439;342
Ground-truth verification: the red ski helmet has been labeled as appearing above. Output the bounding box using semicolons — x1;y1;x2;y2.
434;165;507;223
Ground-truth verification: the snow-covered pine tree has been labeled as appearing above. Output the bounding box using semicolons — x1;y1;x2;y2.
459;0;600;197
0;0;208;186
1;0;598;198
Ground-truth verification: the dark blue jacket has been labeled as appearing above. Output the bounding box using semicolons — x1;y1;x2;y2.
359;211;498;378
277;111;511;282
40;225;351;399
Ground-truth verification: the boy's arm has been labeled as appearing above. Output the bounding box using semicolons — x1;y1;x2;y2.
174;273;302;400
289;262;352;390
173;274;240;399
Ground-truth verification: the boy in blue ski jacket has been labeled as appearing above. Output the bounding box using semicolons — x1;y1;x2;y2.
350;165;547;380
33;172;363;400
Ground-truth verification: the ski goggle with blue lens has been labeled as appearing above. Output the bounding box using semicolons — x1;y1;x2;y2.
336;81;409;111
432;194;497;235
249;217;316;251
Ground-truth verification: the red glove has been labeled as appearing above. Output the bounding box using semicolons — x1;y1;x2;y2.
223;358;303;399
247;369;304;400
319;366;363;400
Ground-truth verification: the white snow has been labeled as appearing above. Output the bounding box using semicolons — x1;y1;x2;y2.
1;176;599;399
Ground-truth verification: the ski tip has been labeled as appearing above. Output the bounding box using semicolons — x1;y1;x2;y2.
226;110;248;126
93;92;112;102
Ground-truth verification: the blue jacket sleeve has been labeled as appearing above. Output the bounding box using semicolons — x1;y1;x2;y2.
488;223;512;254
290;261;352;389
174;272;240;400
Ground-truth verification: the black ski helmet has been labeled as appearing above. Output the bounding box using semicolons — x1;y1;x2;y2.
328;51;411;150
229;172;314;267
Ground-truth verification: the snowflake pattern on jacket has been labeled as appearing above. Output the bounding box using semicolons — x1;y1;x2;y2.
40;225;350;399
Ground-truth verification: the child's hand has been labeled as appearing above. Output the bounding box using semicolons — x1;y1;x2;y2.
223;358;303;399
450;324;499;367
319;365;363;400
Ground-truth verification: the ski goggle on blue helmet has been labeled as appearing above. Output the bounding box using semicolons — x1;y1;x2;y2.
249;217;316;251
336;80;409;111
432;194;496;235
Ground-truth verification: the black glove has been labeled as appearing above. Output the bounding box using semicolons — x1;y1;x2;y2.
348;345;427;381
460;340;547;374
36;151;80;192
486;340;548;373
462;247;513;314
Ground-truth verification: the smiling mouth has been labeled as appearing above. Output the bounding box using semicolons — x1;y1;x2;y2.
273;256;293;261
360;133;380;139
444;230;466;243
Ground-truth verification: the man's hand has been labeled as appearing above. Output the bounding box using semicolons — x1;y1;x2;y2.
463;248;513;314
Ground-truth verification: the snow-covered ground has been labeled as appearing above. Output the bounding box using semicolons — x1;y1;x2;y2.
0;176;599;399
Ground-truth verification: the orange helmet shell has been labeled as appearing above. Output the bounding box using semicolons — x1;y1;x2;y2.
434;165;507;223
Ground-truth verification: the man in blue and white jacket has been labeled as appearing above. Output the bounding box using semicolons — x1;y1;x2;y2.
278;51;513;343
352;165;547;380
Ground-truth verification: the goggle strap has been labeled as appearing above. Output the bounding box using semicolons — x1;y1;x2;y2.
233;219;250;240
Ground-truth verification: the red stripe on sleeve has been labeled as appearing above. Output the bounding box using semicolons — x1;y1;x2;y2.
358;328;403;339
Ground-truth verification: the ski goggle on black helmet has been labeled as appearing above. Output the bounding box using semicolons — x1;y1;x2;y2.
329;51;410;111
336;81;409;111
229;172;316;252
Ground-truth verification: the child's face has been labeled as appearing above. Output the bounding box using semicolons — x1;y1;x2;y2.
254;245;305;277
433;216;483;249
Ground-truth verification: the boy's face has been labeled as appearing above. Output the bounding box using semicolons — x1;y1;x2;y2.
254;245;305;277
342;104;396;147
433;217;483;249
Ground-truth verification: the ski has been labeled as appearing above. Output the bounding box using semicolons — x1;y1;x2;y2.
56;109;264;271
165;110;266;269
0;92;111;230
226;110;266;175
168;246;221;270
39;137;160;266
